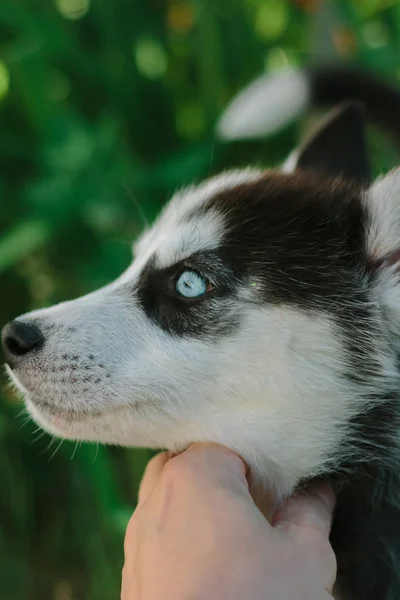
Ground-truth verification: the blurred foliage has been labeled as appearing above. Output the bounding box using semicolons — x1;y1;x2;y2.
1;0;400;598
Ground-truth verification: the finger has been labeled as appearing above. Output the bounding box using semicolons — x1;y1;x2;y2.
138;451;169;505
153;443;250;503
183;442;249;487
274;482;336;539
186;442;249;476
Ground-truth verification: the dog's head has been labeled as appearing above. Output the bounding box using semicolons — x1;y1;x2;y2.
3;105;400;496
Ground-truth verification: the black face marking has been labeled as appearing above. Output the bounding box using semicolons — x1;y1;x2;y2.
138;170;376;354
205;171;369;307
195;171;377;376
137;252;241;337
296;103;371;184
186;169;400;600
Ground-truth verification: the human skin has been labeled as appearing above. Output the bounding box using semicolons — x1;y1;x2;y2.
121;443;336;600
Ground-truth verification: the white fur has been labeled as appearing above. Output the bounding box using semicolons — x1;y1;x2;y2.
216;69;310;140
135;211;224;271
132;170;263;270
9;298;387;498
7;168;400;500
366;168;400;349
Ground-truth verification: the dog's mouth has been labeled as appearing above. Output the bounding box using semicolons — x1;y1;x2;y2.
6;362;115;425
24;391;130;442
30;395;104;420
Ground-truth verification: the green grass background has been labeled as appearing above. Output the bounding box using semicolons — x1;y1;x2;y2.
1;1;400;598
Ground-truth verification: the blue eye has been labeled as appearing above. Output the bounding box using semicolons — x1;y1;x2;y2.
176;270;208;298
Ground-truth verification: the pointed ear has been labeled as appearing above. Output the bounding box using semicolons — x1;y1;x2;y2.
366;169;400;334
294;103;371;184
366;168;400;266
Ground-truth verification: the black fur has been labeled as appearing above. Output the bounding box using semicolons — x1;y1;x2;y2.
329;400;400;600
204;171;400;600
212;172;367;308
4;61;400;600
137;254;241;338
296;103;372;184
136;85;400;598
291;71;400;599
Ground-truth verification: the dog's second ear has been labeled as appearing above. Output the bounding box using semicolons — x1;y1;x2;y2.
292;103;371;184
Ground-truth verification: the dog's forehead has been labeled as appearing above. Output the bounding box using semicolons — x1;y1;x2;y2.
133;169;263;270
164;168;264;219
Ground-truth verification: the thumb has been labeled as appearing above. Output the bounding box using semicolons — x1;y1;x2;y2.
175;443;250;496
138;451;169;505
274;482;336;539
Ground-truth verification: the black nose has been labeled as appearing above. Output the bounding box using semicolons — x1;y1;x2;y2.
1;320;44;367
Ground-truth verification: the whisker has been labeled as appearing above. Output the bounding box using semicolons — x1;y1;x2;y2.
93;442;99;463
88;338;121;359
87;379;131;409
19;415;32;429
30;430;47;445
39;435;56;458
70;440;80;460
121;182;149;228
48;439;64;462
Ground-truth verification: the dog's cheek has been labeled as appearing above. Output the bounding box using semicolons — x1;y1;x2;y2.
168;306;363;493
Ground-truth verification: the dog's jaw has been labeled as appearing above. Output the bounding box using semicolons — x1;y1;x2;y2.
5;168;400;502
8;299;391;500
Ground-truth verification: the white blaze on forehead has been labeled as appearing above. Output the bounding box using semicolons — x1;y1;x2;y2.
136;211;225;271
130;168;264;274
155;211;224;268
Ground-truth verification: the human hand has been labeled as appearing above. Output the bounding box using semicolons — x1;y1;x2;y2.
121;443;336;600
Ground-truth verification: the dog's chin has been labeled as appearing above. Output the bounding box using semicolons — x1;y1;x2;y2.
25;396;108;441
23;393;175;448
6;365;145;444
23;392;319;500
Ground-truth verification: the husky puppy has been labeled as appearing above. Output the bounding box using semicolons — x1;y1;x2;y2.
3;67;400;599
